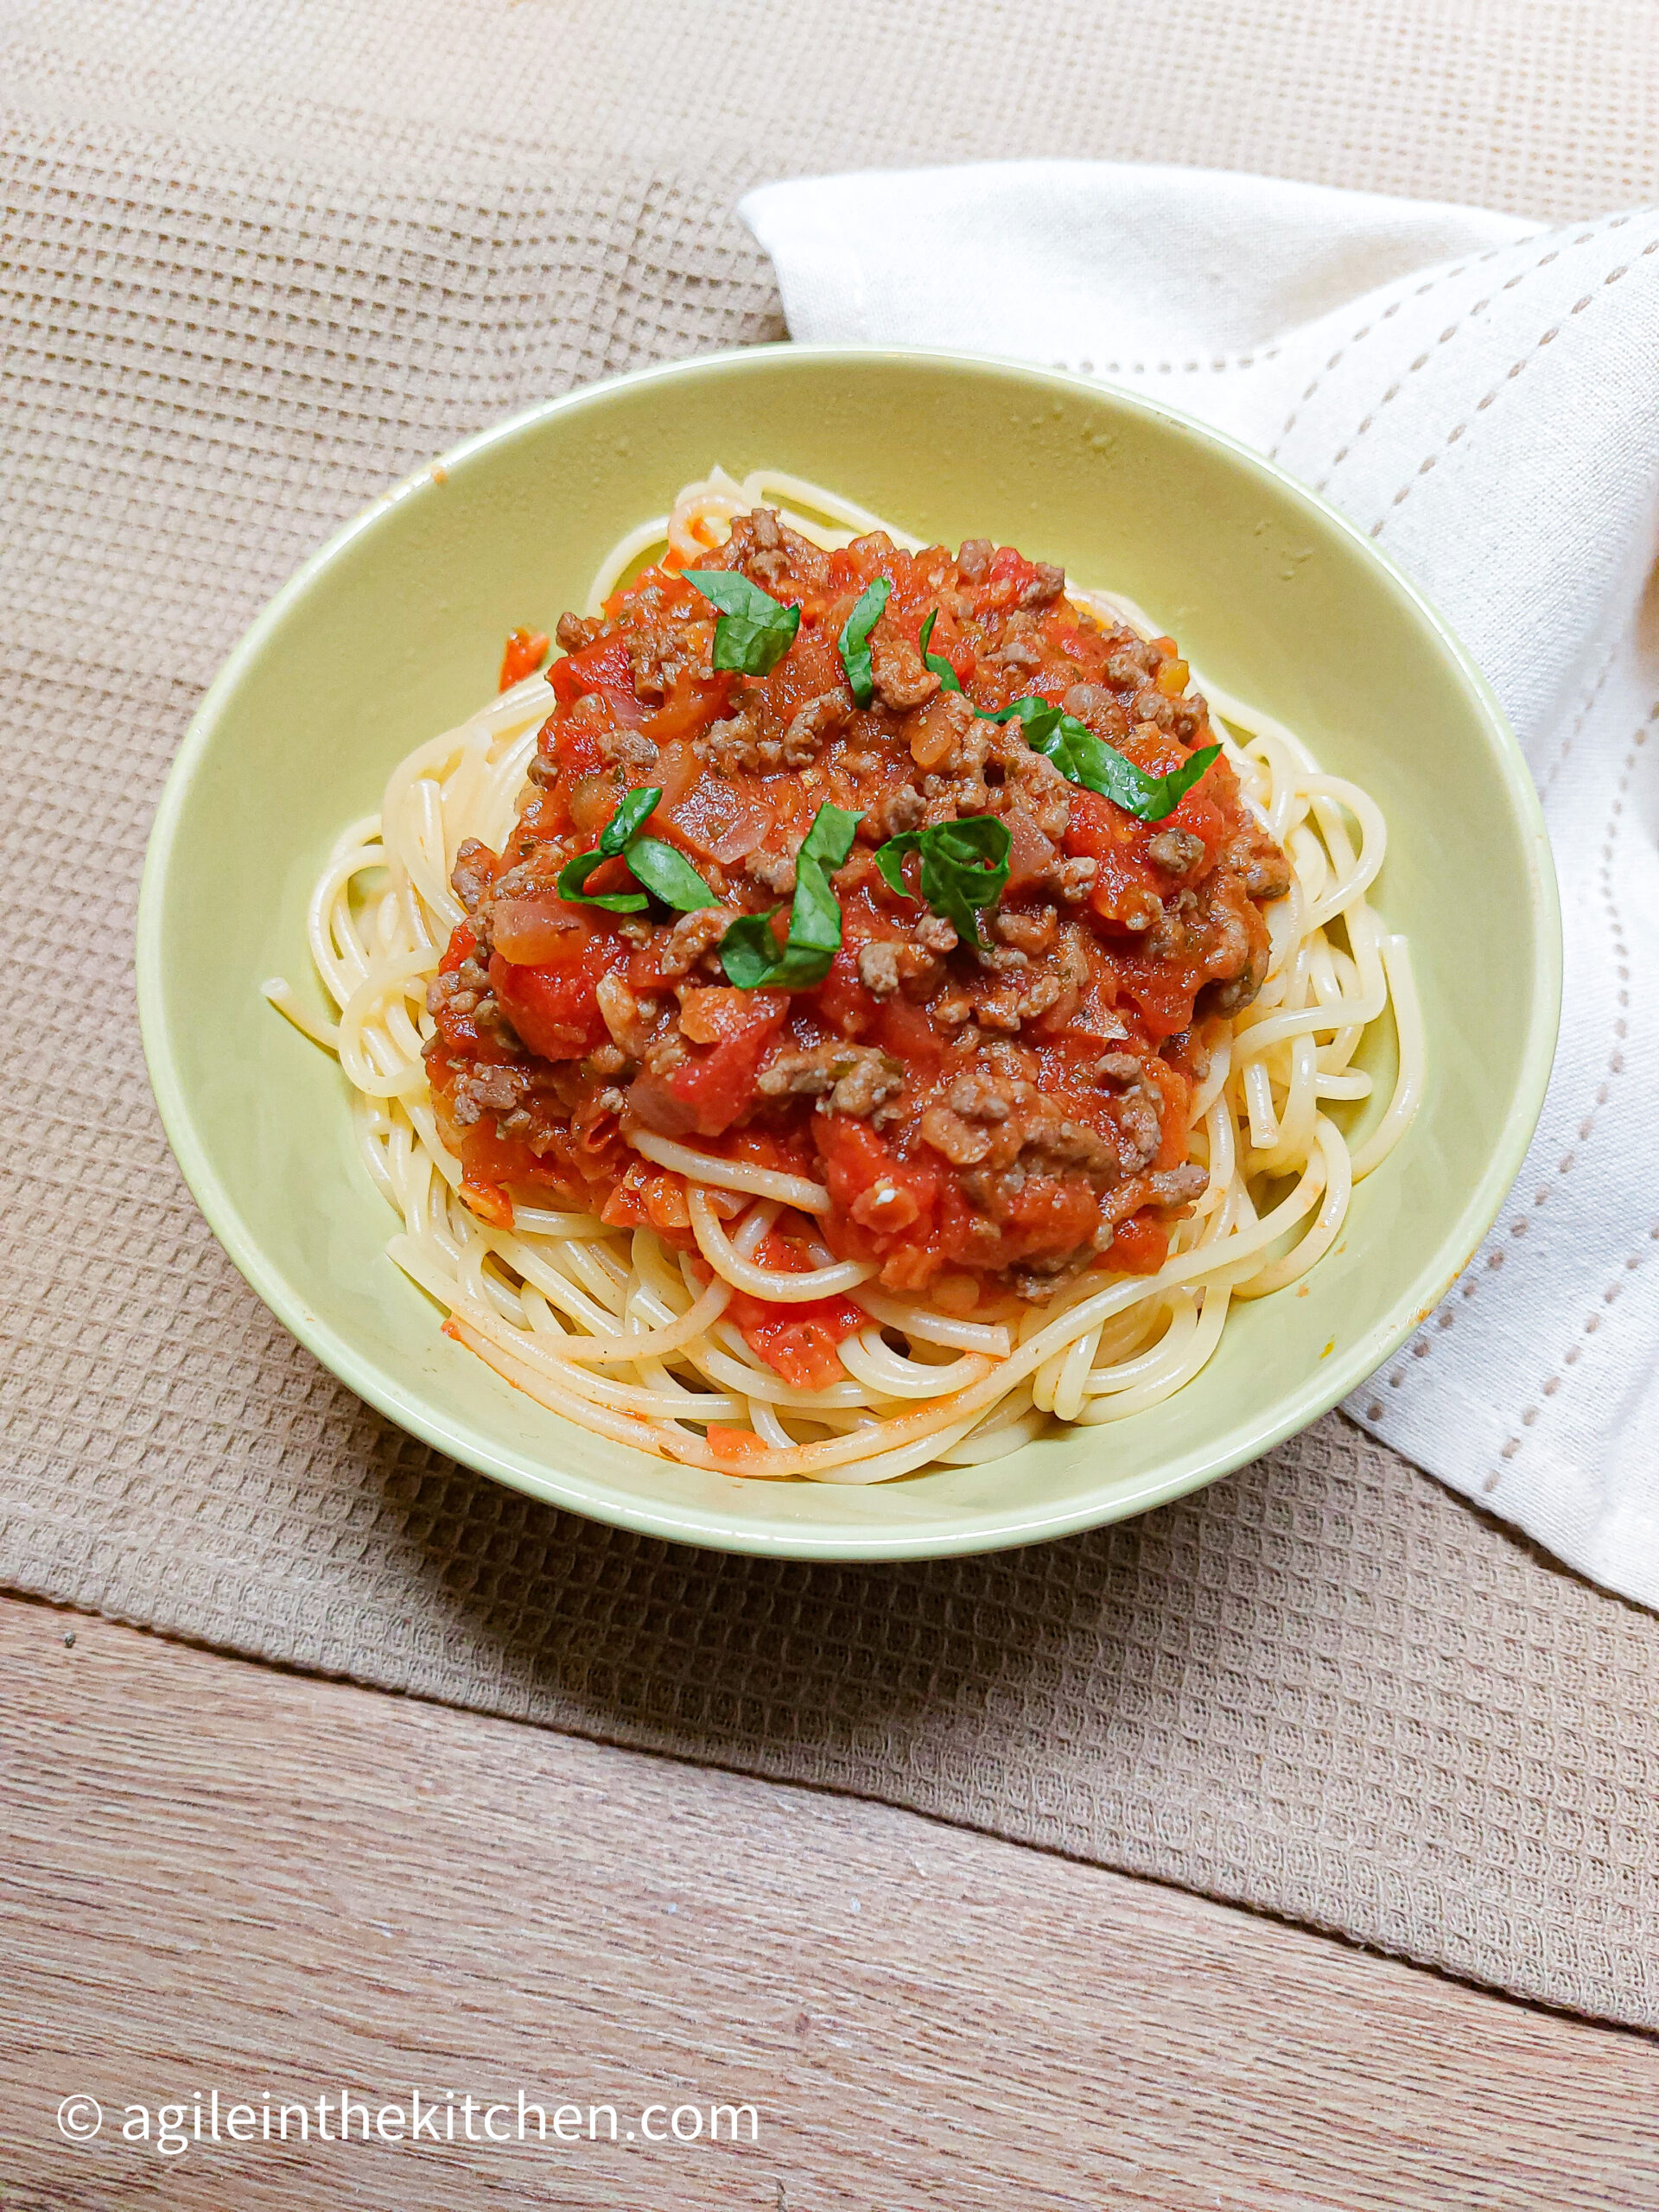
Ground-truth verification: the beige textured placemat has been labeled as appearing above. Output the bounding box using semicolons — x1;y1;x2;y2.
4;0;1659;2028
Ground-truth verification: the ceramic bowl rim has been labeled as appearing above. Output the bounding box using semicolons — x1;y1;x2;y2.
136;341;1563;1560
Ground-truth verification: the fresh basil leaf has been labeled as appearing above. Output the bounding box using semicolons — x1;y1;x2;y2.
556;784;658;909
874;815;1010;951
917;607;963;695
873;838;913;904
720;801;862;989
985;697;1220;822
624;835;720;912
715;908;819;990
789;802;861;964
716;909;786;988
556;785;717;912
683;568;801;677
1134;742;1223;817
836;576;890;708
797;800;862;880
981;696;1063;741
598;784;662;856
768;944;844;988
554;849;649;913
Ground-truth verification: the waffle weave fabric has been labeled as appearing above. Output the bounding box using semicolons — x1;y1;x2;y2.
3;0;1658;2025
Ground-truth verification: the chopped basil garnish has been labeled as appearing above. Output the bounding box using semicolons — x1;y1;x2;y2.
553;854;648;912
836;576;891;708
556;785;719;914
985;697;1220;823
853;576;1211;822
874;815;1011;951
917;607;963;695
720;802;862;990
622;836;721;910
683;568;801;677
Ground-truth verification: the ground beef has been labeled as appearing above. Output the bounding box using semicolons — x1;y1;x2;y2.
453;1062;529;1125
657;908;728;981
1147;868;1267;1013
993;734;1073;839
861;783;926;842
1146;1163;1209;1207
1018;562;1066;609
757;1044;904;1118
1114;1084;1162;1172
859;914;957;1002
1048;855;1098;904
595;973;659;1056
1166;692;1210;744
781;691;849;766
856;942;900;998
1096;1051;1142;1084
976;971;1063;1033
435;513;1290;1299
722;507;831;594
902;915;957;999
555;611;599;653
918;1106;995;1166
427;962;483;1018
948;1072;1014;1121
744;846;798;896
1147;829;1205;875
694;692;845;774
694;710;768;774
1205;944;1271;1014
923;1063;1120;1187
1214;822;1294;902
627;625;692;702
449;839;496;914
870;623;940;712
992;907;1058;955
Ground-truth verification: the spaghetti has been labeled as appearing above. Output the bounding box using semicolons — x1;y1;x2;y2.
265;467;1421;1483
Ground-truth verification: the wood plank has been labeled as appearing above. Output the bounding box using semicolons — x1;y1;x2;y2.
0;1592;1653;2210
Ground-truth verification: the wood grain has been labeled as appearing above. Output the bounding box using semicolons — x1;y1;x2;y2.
0;1593;1654;2211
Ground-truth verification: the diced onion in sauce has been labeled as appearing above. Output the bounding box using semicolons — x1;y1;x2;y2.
1004;808;1058;891
653;739;700;812
491;899;591;965
569;774;614;838
709;803;775;864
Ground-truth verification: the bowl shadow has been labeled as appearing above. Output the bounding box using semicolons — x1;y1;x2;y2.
358;1389;1359;1804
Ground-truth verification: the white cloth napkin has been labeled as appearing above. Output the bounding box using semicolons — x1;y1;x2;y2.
741;162;1659;1610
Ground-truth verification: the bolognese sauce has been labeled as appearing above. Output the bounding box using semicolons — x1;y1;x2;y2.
422;512;1292;1378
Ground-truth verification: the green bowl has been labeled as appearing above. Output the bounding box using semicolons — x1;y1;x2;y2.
137;346;1560;1560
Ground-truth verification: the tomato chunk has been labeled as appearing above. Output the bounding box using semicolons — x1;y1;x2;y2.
627;993;788;1139
489;942;611;1060
499;626;550;691
439;921;476;974
733;1306;860;1390
548;632;634;704
1105;1211;1171;1274
816;1116;941;1286
726;1233;864;1389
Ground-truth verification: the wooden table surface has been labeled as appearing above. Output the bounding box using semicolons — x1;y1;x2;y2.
3;1590;1655;2211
